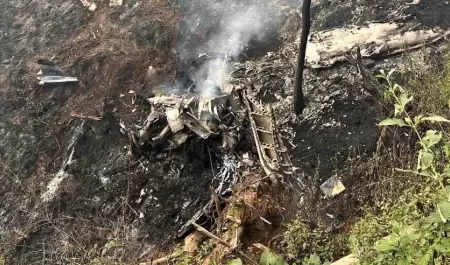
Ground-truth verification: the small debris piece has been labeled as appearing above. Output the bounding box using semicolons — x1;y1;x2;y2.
37;59;78;84
147;65;157;79
109;0;123;6
80;0;91;7
70;112;102;121
166;109;184;133
320;176;345;197
165;132;189;150
88;3;97;11
304;23;449;68
406;0;420;4
242;152;254;166
152;125;171;143
148;96;194;109
178;112;212;139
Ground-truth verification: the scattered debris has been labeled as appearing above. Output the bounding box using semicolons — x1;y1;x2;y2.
37;59;78;85
88;3;97;12
80;0;97;11
191;222;258;265
109;0;123;6
70;112;102;121
244;90;294;177
303;22;449;68
320;176;345;198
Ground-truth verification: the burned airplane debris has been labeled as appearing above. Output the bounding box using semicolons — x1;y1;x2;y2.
121;82;297;237
36;59;78;84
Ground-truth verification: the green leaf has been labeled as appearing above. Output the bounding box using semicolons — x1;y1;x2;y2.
387;69;396;79
260;249;282;265
413;114;423;125
375;236;399;252
444;143;450;159
427;212;445;223
303;254;321;265
397;259;411;265
422;130;442;149
418;151;434;171
228;259;243;265
267;253;280;265
226;258;242;265
398;93;413;107
379;118;407;127
394;103;404;116
260;249;270;265
397;259;409;265
418;252;432;265
276;257;288;265
437;201;450;219
422;115;450;123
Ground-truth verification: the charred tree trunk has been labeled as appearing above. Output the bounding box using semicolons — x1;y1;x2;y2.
294;0;312;114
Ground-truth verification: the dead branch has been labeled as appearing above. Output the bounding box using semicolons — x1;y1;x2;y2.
191;222;258;265
70;112;102;121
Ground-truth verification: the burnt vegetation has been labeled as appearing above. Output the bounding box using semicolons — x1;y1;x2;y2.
0;0;450;265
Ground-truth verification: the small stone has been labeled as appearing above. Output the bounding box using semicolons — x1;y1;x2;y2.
88;3;97;11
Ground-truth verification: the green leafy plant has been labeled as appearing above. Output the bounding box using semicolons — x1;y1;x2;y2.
259;248;289;265
358;69;450;264
227;249;333;265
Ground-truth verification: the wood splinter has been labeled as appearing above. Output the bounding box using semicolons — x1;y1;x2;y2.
191;222;258;265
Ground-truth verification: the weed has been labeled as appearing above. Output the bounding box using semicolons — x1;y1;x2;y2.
350;69;450;264
283;217;348;263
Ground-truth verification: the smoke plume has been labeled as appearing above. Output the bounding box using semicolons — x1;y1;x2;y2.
178;0;281;99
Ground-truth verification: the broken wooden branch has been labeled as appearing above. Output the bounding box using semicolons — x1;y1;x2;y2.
191;222;258;265
70;112;102;121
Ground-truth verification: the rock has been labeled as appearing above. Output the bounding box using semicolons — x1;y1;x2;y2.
88;3;97;11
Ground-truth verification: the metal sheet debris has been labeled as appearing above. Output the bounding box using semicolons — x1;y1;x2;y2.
37;59;78;85
126;83;296;237
303;23;449;68
320;176;345;197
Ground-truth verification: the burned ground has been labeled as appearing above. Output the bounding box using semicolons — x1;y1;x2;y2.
0;0;449;264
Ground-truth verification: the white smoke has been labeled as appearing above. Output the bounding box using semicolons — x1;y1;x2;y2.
192;3;279;99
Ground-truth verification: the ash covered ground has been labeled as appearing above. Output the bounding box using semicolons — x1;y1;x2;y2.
0;0;449;264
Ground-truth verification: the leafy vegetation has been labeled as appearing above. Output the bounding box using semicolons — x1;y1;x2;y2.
227;248;330;265
281;60;450;265
350;69;450;264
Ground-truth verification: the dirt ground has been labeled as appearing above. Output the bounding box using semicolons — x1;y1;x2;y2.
0;0;449;264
